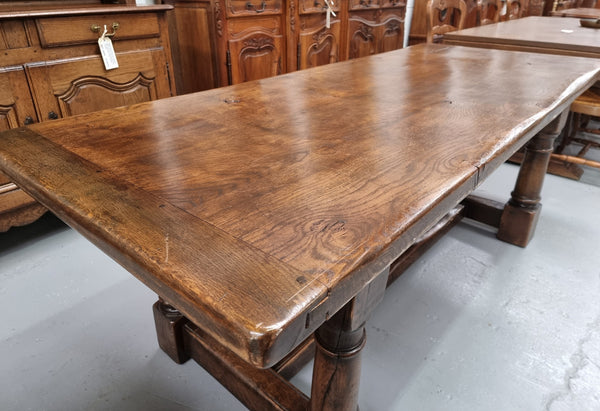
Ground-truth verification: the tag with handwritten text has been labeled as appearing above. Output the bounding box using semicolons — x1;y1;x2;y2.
98;36;119;70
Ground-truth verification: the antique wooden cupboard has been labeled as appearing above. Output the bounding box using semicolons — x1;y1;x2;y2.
0;2;176;231
163;0;407;94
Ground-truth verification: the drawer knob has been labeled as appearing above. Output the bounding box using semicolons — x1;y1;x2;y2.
91;22;120;38
24;116;35;125
48;111;59;120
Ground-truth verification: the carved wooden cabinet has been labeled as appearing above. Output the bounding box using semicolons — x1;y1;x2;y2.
293;0;343;70
165;0;406;92
210;0;286;86
0;3;175;231
346;1;405;60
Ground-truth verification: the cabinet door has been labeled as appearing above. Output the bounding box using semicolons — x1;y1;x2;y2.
348;17;378;59
0;67;37;217
0;68;37;130
164;0;219;94
0;68;34;187
26;50;172;120
298;21;341;70
228;31;283;84
379;16;404;53
348;13;404;59
0;67;44;232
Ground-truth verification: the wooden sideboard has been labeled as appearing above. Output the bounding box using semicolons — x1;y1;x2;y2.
163;0;406;93
0;2;176;232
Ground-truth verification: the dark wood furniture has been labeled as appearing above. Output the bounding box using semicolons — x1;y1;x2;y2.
551;7;600;17
426;0;467;43
1;44;599;410
0;1;175;232
162;0;407;94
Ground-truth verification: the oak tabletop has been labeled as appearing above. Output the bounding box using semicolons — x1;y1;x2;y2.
1;44;599;368
444;16;600;57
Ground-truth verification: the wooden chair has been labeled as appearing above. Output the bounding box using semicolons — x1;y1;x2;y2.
504;0;524;20
554;87;600;169
477;0;501;25
552;0;584;12
426;0;468;43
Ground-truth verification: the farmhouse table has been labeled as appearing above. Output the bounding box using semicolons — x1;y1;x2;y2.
550;7;600;18
443;16;600;58
444;16;600;180
1;43;599;410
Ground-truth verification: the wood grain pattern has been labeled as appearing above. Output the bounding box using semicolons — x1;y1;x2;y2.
1;44;599;369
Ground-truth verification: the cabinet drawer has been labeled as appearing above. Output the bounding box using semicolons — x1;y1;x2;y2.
349;0;381;10
381;0;405;8
35;12;161;48
299;0;341;15
226;0;282;17
0;20;30;51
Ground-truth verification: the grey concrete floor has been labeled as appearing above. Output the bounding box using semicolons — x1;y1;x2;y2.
1;163;599;411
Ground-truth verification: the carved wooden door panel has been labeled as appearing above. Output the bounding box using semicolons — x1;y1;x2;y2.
25;50;172;120
228;31;284;84
0;67;42;231
378;16;403;54
0;68;37;131
298;21;341;70
347;17;378;60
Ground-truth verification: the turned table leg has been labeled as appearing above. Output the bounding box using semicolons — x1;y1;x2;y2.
310;268;389;411
497;110;568;247
310;309;366;411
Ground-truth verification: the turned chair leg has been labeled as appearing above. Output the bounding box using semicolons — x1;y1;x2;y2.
556;111;577;154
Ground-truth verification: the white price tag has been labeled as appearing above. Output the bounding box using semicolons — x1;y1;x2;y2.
98;25;119;71
324;0;336;29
